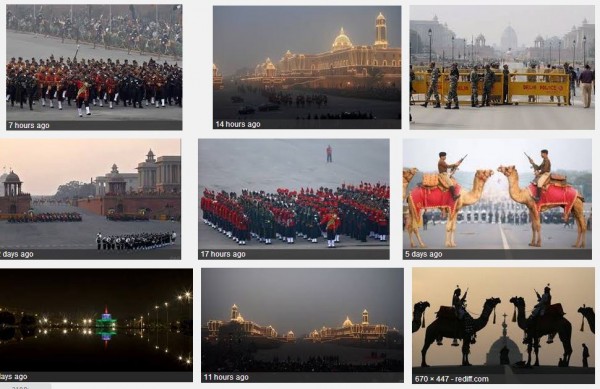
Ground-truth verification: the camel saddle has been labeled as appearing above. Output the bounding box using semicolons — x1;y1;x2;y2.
534;173;569;189
421;173;456;190
544;303;565;317
436;306;457;319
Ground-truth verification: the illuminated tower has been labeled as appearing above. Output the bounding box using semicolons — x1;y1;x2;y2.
231;304;239;320
374;13;388;49
362;309;369;325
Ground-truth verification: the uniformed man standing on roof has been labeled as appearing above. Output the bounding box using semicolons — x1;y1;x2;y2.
438;152;462;200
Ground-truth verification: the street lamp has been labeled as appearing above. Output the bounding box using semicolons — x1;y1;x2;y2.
583;35;587;66
573;39;576;66
451;35;455;62
428;28;432;63
155;305;159;328
463;40;466;63
165;302;169;328
549;42;552;65
558;41;561;65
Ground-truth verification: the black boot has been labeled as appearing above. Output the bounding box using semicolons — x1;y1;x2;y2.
533;187;541;202
433;102;441;108
444;103;452;109
450;186;460;201
420;102;428;107
452;104;460;109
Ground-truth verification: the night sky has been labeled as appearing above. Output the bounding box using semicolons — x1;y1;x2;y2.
214;6;402;76
202;268;403;336
0;269;192;318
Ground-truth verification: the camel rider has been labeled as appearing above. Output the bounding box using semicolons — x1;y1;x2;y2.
530;149;551;202
438;152;462;200
452;286;475;345
524;284;552;344
453;286;467;319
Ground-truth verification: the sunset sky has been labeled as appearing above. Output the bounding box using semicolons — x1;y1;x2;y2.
413;268;594;367
1;139;180;195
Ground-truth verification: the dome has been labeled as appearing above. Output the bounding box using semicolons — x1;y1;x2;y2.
485;336;523;365
213;63;217;70
500;25;518;51
287;330;295;336
5;170;21;183
332;27;353;52
342;316;353;327
376;12;385;21
535;35;544;42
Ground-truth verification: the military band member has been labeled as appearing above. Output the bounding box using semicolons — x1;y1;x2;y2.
438;152;462;200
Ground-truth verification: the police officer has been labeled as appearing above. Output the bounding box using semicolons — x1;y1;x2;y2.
481;64;495;107
470;65;480;107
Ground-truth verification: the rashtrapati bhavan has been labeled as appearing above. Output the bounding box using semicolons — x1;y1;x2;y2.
248;13;401;88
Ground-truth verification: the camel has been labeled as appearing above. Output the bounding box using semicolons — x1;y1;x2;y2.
403;168;419;200
407;169;494;247
421;297;501;367
510;296;572;367
412;301;430;333
578;306;595;334
497;165;586;248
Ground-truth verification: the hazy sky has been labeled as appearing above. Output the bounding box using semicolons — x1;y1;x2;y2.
413;268;595;367
214;6;401;76
411;6;594;47
202;269;403;336
198;139;389;195
404;139;591;172
1;139;180;195
0;269;192;319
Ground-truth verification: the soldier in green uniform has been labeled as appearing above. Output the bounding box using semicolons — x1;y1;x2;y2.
470;65;480;107
481;65;495;107
445;63;460;109
421;62;441;108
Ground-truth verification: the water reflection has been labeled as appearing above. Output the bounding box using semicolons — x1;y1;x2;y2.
0;326;192;371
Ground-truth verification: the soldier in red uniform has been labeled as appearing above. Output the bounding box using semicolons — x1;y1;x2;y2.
75;78;91;117
105;73;116;109
321;209;341;248
36;66;47;106
45;69;56;108
93;71;105;107
55;70;65;110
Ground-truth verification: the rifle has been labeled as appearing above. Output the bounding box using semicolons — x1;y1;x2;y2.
524;152;537;170
449;154;467;177
535;289;541;300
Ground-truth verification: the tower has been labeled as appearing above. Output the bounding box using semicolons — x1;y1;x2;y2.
374;12;388;49
231;304;239;320
137;149;158;193
362;309;369;325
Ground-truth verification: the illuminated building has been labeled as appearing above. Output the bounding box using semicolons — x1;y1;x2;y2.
213;64;224;90
96;305;117;328
307;309;391;343
205;304;294;343
0;169;32;214
248;13;400;89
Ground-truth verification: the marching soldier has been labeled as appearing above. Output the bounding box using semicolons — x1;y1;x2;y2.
421;62;441;108
445;63;460;109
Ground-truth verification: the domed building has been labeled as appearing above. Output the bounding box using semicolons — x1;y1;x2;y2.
307;309;393;343
0;169;8;197
485;313;523;365
332;27;354;51
501;25;518;52
252;12;400;89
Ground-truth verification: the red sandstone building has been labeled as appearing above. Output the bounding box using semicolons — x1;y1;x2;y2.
77;150;181;219
0;170;32;214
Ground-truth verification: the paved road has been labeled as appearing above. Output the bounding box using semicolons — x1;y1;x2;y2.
7;31;182;123
214;84;401;129
403;222;591;249
198;221;389;250
0;204;181;249
410;92;594;130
